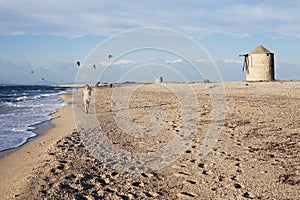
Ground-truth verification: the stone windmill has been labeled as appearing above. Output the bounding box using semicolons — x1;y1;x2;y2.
240;45;275;81
155;76;163;83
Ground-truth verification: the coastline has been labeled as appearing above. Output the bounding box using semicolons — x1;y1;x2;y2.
0;93;75;199
0;120;54;159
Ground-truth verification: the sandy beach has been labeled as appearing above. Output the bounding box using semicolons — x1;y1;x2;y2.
1;82;299;199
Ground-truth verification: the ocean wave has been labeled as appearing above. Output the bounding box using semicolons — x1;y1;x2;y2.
0;85;69;152
0;131;37;152
16;96;29;101
11;127;30;132
2;102;23;108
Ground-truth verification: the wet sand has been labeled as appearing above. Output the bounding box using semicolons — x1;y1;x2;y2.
1;82;300;199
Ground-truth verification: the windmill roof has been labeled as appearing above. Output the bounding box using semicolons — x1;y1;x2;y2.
249;45;272;54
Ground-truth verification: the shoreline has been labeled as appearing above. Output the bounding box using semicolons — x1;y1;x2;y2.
0;122;55;159
0;93;75;199
0;93;68;159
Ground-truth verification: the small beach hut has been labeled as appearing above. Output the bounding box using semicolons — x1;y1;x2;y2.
240;45;275;81
155;76;163;83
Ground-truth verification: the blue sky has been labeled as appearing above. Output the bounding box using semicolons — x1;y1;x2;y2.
0;0;300;84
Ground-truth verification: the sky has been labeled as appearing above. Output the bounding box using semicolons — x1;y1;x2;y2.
0;0;300;84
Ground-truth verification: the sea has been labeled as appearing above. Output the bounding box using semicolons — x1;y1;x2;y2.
0;85;71;152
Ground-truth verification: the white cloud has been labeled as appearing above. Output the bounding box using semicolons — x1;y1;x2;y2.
194;59;211;63
98;61;110;66
165;58;183;64
98;59;138;66
1;1;300;38
113;60;138;65
223;59;243;64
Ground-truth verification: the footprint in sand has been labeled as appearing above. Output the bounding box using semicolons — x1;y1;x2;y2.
132;181;144;187
242;192;252;198
177;191;197;198
111;171;119;177
202;170;210;175
144;191;162;198
57;164;65;170
104;187;116;193
64;173;76;180
198;163;205;168
184;180;198;185
49;168;59;175
58;160;68;164
234;183;242;189
218;175;225;181
173;171;190;177
140;172;155;178
95;177;109;186
171;164;187;169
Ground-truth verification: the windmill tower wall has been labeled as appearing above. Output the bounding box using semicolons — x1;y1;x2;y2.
246;45;275;81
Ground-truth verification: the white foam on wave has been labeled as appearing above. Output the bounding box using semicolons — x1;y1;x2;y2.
2;102;22;108
0;88;68;152
16;96;28;101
